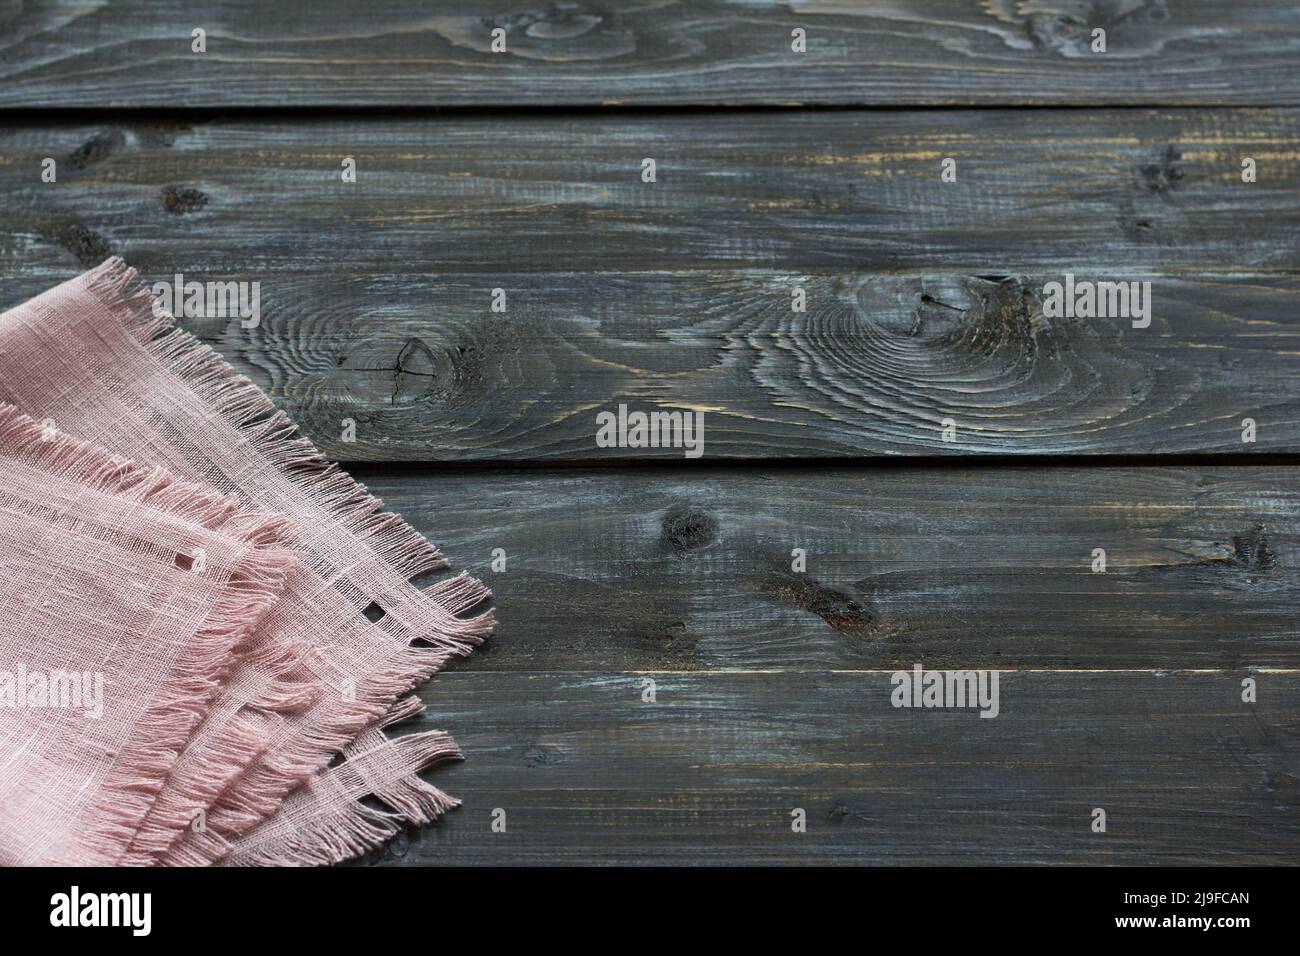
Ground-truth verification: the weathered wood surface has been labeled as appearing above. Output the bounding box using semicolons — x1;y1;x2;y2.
3;7;1299;869
4;111;1297;274
355;670;1300;865
3;1;1300;109
2;112;1297;461
364;462;1299;864
359;465;1300;670
184;272;1300;461
10;270;1297;462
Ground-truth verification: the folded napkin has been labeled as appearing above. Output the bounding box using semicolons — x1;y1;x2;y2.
0;404;296;865
0;259;492;865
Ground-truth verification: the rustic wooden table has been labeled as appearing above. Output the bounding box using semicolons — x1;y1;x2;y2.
2;1;1298;865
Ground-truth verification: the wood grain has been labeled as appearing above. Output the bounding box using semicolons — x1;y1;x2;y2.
358;465;1300;671
4;0;1298;873
204;272;1300;461
2;112;1297;461
354;669;1300;865
3;1;1299;108
3;111;1297;275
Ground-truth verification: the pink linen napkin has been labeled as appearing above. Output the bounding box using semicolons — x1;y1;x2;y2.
0;259;492;864
0;404;295;865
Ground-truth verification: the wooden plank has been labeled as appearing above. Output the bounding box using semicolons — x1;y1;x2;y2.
2;112;1297;461
3;111;1297;275
209;272;1300;460
3;1;1299;108
358;465;1300;671
358;669;1300;865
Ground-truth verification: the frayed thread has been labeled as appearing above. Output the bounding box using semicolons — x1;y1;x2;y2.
216;730;463;867
121;631;327;863
116;711;275;866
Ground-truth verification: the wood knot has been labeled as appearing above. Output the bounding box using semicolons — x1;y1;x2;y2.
985;1;1171;57
756;572;879;640
1231;525;1276;572
40;223;114;267
162;186;209;214
1139;145;1185;193
65;131;122;170
927;276;1046;360
662;509;717;552
524;4;603;39
524;744;566;768
463;4;633;59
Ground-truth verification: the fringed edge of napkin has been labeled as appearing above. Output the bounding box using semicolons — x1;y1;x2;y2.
78;258;494;865
185;570;493;857
121;625;333;865
0;404;298;867
213;703;463;867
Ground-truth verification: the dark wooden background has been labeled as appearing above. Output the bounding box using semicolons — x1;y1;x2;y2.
2;1;1298;865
